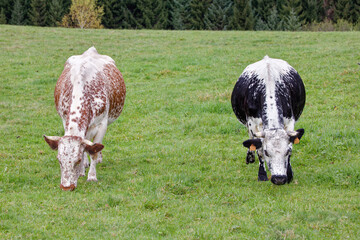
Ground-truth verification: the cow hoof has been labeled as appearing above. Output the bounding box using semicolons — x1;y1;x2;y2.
258;175;269;181
248;159;255;164
287;175;293;183
246;156;255;164
60;184;76;191
246;150;256;164
87;177;98;182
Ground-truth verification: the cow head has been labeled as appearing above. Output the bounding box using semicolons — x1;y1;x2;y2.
44;135;104;191
243;128;304;185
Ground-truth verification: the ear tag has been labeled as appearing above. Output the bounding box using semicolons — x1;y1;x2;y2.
249;144;256;151
294;137;300;144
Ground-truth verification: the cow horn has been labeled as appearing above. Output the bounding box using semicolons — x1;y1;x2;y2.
287;131;298;137
254;132;265;138
82;138;94;146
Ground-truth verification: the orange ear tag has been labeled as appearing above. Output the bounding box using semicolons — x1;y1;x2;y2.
249;144;256;151
294;137;300;144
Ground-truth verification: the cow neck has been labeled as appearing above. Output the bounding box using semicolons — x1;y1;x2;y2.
261;62;285;130
261;111;284;130
64;80;91;138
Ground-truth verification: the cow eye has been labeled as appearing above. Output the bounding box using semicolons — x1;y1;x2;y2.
264;150;270;157
75;158;81;165
286;149;292;156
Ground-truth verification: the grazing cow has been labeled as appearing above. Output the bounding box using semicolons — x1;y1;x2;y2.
44;47;126;191
231;56;305;185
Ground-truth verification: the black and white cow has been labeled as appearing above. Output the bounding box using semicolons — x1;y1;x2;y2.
231;56;305;185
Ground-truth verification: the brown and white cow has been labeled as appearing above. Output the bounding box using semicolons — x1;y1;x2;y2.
44;47;126;191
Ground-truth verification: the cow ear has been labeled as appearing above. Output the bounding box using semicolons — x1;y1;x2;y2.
243;139;262;151
289;128;305;144
85;143;104;155
82;139;104;155
44;135;61;150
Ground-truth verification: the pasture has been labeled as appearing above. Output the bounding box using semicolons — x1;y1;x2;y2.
0;25;359;239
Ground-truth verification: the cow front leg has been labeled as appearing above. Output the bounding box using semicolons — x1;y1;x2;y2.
87;123;107;182
246;150;255;164
83;152;90;168
79;152;89;177
287;156;293;183
87;152;101;182
258;155;268;181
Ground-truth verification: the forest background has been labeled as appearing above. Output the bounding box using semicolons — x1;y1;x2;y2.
1;0;359;31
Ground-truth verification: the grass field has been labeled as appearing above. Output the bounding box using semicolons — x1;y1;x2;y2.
0;25;359;239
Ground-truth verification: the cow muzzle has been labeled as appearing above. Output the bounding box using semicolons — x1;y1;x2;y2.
271;175;287;185
60;183;76;191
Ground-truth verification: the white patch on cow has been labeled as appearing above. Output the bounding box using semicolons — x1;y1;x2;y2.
57;137;83;188
247;117;263;137
67;78;85;136
243;56;293;129
94;97;104;106
284;117;295;131
261;129;291;176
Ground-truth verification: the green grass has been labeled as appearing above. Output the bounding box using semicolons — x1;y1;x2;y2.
0;25;359;239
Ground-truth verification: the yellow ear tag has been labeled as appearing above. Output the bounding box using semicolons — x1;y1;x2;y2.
249;144;256;151
294;137;300;144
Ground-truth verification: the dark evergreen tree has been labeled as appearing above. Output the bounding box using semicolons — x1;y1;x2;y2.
229;0;254;30
252;0;274;26
122;0;142;29
348;0;360;25
204;0;232;30
187;0;211;29
0;8;6;23
243;1;255;30
10;0;25;25
47;0;65;26
282;0;303;21
171;0;190;30
284;8;301;30
1;0;355;30
301;0;324;24
334;0;360;24
267;7;284;30
0;0;14;24
153;0;171;29
30;0;48;26
62;0;71;14
98;0;140;29
136;0;155;28
274;0;287;22
23;0;32;25
99;0;120;28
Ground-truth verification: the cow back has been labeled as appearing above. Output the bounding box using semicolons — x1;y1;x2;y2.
231;56;305;127
54;47;126;135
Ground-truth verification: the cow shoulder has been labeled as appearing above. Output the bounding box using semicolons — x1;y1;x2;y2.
231;68;265;124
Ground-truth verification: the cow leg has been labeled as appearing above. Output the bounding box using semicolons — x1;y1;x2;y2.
246;150;256;164
87;123;107;182
246;119;260;164
87;152;101;181
79;152;89;177
83;152;90;168
287;156;293;183
257;154;268;181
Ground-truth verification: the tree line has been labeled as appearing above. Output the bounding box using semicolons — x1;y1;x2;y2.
0;0;359;30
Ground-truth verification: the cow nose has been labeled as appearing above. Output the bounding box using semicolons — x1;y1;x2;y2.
271;175;287;185
60;184;76;191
